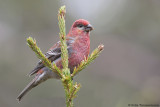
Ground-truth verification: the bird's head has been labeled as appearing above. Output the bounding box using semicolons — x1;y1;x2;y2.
69;19;93;36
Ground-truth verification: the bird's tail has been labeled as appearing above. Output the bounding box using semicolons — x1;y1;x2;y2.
17;76;39;102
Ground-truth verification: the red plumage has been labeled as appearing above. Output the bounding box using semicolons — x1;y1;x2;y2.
17;19;93;101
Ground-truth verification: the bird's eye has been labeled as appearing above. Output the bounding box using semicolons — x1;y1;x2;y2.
77;24;83;28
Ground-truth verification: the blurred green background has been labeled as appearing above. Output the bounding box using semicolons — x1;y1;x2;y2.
0;0;160;107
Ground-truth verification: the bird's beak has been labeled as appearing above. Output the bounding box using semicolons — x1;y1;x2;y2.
85;24;93;32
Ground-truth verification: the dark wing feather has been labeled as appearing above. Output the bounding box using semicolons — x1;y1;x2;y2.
28;37;75;76
28;47;61;76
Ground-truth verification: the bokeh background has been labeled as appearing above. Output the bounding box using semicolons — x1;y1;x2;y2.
0;0;160;107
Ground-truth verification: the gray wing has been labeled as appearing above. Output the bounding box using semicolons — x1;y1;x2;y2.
28;37;75;76
28;47;61;76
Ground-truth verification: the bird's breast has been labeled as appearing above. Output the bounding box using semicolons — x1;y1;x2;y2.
68;37;90;71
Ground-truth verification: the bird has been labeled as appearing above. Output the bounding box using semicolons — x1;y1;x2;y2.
17;19;93;101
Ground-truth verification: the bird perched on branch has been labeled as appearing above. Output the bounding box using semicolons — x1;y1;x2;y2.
17;19;93;101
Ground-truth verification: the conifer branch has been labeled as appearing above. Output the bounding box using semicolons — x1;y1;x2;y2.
58;6;68;70
58;6;74;107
